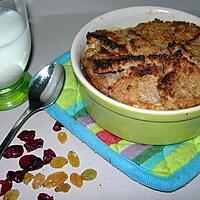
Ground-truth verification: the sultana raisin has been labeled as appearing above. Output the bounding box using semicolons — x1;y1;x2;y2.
6;170;27;183
43;172;68;188
0;179;12;196
43;149;56;165
53;121;64;132
3;189;20;200
24;138;44;152
2;145;24;159
19;154;44;171
50;156;68;168
67;151;80;167
17;130;35;142
80;169;97;181
70;173;83;188
37;193;54;200
57;131;67;144
32;173;45;189
22;172;34;185
54;183;71;193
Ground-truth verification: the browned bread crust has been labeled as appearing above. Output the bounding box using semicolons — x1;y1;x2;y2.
81;19;200;110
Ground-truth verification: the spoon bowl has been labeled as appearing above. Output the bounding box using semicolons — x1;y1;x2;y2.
28;63;65;110
0;63;65;158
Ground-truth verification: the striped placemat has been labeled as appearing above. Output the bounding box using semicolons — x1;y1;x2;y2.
46;51;200;192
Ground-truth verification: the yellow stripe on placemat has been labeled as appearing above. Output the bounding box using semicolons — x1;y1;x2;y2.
192;135;200;150
87;123;104;133
110;140;133;152
150;142;199;176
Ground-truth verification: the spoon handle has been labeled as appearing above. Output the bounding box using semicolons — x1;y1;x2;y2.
0;107;34;159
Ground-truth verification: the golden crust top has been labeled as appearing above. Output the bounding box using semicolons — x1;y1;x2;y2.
81;19;200;110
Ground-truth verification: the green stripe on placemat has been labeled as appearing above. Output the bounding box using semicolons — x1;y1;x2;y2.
133;146;165;164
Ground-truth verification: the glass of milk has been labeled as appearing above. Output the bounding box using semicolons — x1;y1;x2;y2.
0;0;31;110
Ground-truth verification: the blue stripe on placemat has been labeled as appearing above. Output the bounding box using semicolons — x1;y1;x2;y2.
65;100;85;116
52;51;70;64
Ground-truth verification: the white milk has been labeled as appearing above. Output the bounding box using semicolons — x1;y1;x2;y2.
0;7;31;89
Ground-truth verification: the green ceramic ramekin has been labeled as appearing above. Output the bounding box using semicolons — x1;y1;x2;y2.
71;6;200;144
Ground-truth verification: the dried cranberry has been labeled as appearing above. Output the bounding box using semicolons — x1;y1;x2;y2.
19;154;44;171
2;145;24;159
43;149;56;165
6;170;27;183
17;130;35;142
0;179;12;196
37;193;54;200
53;121;64;131
24;138;44;152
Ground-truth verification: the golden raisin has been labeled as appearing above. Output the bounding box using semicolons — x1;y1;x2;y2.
80;169;97;181
57;131;67;144
54;183;71;193
70;173;83;188
67;151;80;168
23;172;34;185
43;172;68;188
50;156;68;168
3;189;20;200
32;173;45;189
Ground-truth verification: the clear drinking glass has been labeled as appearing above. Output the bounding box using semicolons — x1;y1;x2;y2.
0;0;31;110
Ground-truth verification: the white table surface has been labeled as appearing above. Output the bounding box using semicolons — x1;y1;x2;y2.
1;0;200;199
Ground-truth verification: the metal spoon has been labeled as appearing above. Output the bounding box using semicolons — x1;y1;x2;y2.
0;63;65;158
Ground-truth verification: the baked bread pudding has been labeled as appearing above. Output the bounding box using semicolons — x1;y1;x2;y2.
81;19;200;110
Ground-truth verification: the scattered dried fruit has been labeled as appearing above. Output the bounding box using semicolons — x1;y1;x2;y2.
19;154;44;171
54;183;71;193
2;145;24;159
0;179;12;196
1;126;97;198
6;170;27;183
53;121;63;132
24;138;44;152
32;173;45;189
37;193;54;200
43;149;56;165
43;172;68;188
57;131;67;144
67;151;80;168
17;130;35;142
50;156;68;168
80;169;97;181
22;172;34;185
70;173;83;188
3;189;20;200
